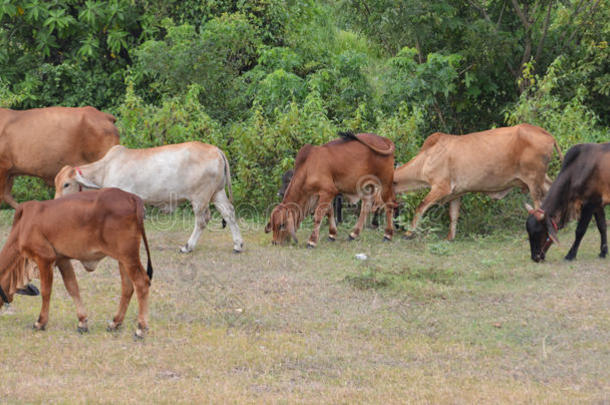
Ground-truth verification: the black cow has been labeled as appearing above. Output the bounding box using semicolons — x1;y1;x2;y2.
525;143;610;262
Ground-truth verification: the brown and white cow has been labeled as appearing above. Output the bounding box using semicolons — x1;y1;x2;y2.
394;124;563;240
0;106;119;208
0;188;152;337
54;142;243;253
265;131;396;247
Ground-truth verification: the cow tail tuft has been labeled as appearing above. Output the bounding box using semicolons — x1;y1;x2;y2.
135;196;153;281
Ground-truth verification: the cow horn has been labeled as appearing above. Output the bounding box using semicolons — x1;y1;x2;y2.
525;203;545;221
75;172;101;189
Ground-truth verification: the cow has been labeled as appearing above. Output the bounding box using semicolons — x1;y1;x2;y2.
265;131;396;247
0;188;153;337
54;142;244;253
0;106;119;208
278;169;344;223
393;124;563;240
279;169;400;229
526;143;610;262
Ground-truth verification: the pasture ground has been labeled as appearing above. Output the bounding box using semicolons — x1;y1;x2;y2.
0;210;608;404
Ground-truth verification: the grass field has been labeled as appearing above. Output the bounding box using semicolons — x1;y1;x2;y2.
0;210;608;404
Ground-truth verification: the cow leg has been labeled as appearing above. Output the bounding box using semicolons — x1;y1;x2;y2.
404;185;450;239
371;209;380;229
349;196;373;240
212;189;244;253
543;174;553;195
0;173;18;209
57;259;88;333
447;198;461;241
33;259;54;331
381;188;395;241
335;194;343;224
181;202;211;253
112;261;149;338
594;206;607;258
327;201;338;241
108;262;134;332
307;194;334;248
565;202;596;261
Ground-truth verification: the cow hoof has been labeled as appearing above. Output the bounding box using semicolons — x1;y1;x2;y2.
33;322;46;331
179;246;192;254
402;231;416;240
383;236;392;242
134;330;145;340
348;233;357;241
564;254;576;261
77;325;89;334
328;236;336;242
306;242;316;249
107;321;121;332
16;284;40;296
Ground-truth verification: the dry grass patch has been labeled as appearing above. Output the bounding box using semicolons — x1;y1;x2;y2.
0;211;608;403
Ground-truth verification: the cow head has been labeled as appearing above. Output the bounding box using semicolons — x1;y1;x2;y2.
265;204;299;245
54;166;101;199
525;203;559;262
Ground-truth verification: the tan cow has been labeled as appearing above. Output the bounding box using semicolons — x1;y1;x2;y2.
0;106;119;208
394;124;563;240
0;188;152;337
54;142;243;253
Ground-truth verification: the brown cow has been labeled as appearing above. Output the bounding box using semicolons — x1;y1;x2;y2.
393;124;562;240
265;131;396;247
0;188;152;338
526;142;610;262
0;106;119;208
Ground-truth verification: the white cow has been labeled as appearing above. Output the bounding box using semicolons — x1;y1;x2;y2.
54;142;244;253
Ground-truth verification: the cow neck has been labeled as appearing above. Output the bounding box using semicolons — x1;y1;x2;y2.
394;155;429;193
540;168;573;230
281;174;309;225
80;160;105;187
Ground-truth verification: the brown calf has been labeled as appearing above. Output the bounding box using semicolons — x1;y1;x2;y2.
0;188;152;337
394;124;562;240
265;132;396;247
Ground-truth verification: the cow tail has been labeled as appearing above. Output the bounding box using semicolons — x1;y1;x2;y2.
219;149;233;203
135;197;153;281
554;139;564;162
219;149;232;229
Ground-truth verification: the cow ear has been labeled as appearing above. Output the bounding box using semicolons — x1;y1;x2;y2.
546;219;560;246
75;173;101;189
264;222;272;233
287;211;298;244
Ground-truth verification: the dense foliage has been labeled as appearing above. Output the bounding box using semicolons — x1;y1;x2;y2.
1;0;608;235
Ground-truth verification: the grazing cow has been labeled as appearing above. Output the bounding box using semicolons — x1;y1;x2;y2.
0;188;152;337
526;143;610;262
278;169;344;223
0;106;119;208
393;124;562;240
54;142;244;253
278;170;400;228
265;131;396;247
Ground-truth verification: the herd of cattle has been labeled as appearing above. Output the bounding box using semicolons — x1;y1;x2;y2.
0;106;608;337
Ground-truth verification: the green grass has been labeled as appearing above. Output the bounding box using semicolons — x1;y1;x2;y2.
0;212;609;403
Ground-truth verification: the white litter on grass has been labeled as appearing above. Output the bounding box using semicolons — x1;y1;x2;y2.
355;253;368;260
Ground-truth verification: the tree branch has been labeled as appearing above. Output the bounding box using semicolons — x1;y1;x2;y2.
534;0;554;63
